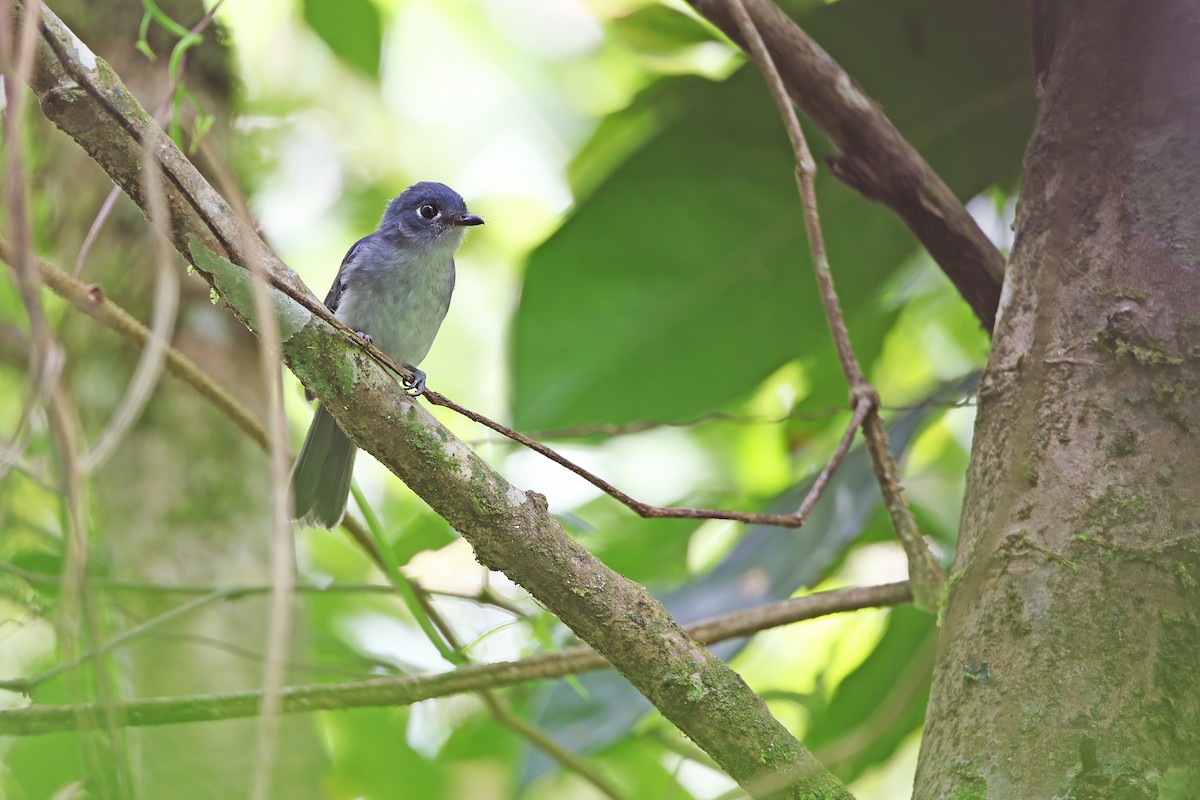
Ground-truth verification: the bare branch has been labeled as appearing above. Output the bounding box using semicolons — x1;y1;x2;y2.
723;0;944;613
687;0;1005;331
0;565;529;616
428;388;864;529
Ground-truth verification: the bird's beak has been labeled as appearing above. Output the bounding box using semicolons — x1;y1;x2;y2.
454;212;484;227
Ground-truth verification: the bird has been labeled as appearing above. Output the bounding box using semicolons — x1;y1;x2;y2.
290;181;483;528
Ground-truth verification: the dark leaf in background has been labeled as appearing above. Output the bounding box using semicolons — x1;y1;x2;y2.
511;0;1032;430
513;71;906;431
302;0;382;78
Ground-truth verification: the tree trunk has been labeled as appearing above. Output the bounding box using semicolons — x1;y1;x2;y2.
914;2;1200;797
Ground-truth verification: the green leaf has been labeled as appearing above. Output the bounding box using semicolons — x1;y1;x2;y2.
302;0;382;78
569;508;700;587
511;0;1033;430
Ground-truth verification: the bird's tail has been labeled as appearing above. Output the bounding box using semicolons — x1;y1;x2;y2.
291;405;357;529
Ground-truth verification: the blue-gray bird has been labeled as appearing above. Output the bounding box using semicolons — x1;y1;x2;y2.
291;182;483;528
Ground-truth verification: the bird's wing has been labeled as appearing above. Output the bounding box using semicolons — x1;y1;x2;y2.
324;234;373;313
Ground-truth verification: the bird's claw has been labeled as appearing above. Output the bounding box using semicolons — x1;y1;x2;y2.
355;331;374;346
402;365;427;397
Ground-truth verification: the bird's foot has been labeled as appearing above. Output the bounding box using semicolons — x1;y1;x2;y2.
402;365;427;397
355;331;374;347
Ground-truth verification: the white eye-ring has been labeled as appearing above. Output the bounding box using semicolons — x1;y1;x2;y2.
418;203;438;220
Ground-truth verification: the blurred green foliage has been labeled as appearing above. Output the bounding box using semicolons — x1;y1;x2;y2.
0;0;1032;797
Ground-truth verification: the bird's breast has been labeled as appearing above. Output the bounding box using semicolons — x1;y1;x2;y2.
334;250;456;366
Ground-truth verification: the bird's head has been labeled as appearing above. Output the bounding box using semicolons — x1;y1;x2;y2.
381;181;483;248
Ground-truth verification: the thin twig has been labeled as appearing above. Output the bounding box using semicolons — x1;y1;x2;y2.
482;692;628;800
0;582;912;736
724;0;944;612
7;238;878;539
0;565;528;616
225;157;294;800
73;186;122;279
76;139;181;473
793;395;871;521
478;394;975;444
0;574;527;694
0;0;59;484
427;388;863;529
0;589;239;694
48;384;136;795
73;0;223;281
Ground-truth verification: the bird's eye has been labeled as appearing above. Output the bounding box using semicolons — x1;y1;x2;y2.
418;204;438;220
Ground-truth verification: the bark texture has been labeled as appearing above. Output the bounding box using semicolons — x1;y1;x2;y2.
915;2;1200;797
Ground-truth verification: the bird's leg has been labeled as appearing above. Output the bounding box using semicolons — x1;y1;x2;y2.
354;332;425;396
401;364;426;397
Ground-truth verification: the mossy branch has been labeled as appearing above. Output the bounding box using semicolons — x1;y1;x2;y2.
13;2;851;795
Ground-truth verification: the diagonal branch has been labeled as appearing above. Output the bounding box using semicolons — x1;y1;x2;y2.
14;4;847;795
687;0;1005;332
